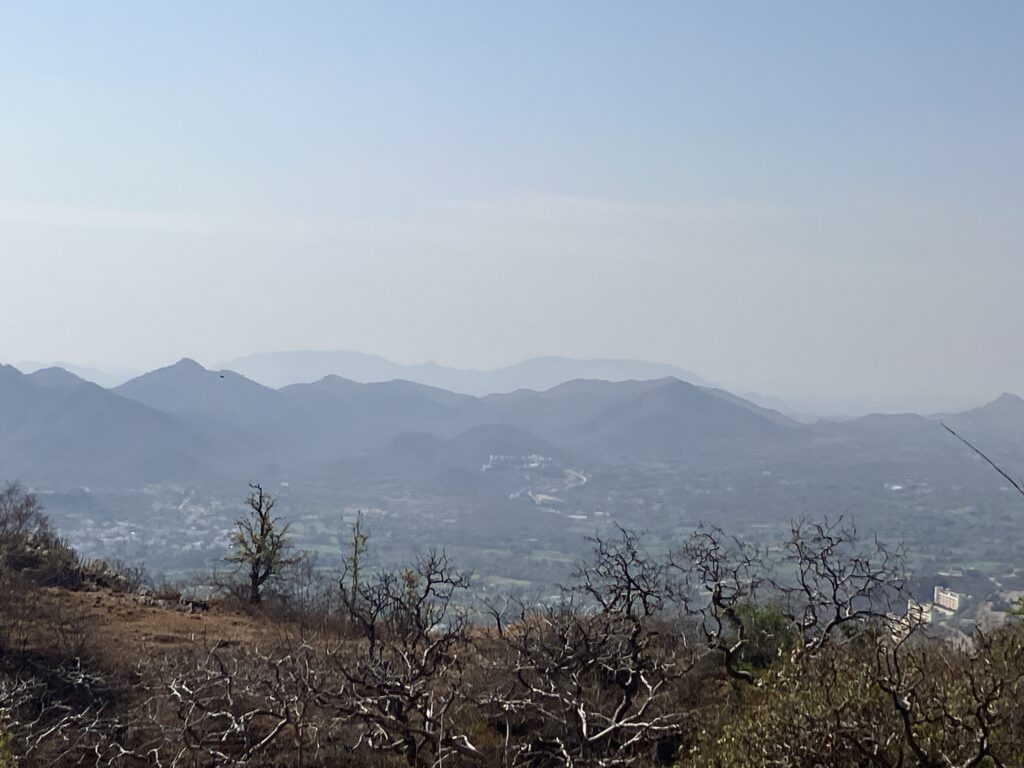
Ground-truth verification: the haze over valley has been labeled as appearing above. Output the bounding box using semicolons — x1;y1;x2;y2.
4;4;1024;764
5;354;1022;607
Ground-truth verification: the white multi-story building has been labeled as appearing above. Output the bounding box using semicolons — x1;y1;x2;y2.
933;586;962;612
907;599;934;627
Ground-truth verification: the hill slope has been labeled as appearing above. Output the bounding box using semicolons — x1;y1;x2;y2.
566;378;799;462
115;358;285;424
0;365;224;484
4;359;1019;489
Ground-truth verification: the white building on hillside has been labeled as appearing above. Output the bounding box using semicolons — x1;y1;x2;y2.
933;586;962;612
907;599;933;627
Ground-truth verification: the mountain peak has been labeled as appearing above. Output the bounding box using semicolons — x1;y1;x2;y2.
0;363;26;384
27;366;91;389
114;357;280;419
992;392;1023;406
966;392;1024;415
940;391;1024;436
171;357;206;371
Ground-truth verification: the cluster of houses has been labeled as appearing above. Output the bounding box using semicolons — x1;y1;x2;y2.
482;454;554;472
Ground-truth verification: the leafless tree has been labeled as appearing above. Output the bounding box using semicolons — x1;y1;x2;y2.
0;482;49;544
0;661;153;767
670;525;765;683
147;638;328;767
342;510;369;613
778;517;906;657
330;550;481;767
874;626;1024;768
492;528;692;767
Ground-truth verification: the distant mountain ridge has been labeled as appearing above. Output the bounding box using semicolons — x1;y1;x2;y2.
219;350;708;394
115;358;285;425
942;393;1024;435
15;360;139;388
0;364;226;484
0;358;1018;492
0;358;791;485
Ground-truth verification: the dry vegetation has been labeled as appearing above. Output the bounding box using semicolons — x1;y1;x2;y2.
2;481;1024;767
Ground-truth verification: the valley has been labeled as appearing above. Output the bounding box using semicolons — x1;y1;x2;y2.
9;357;1022;613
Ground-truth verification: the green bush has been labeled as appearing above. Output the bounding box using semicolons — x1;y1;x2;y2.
734;601;798;672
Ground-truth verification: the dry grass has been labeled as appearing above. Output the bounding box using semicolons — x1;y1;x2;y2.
34;586;269;664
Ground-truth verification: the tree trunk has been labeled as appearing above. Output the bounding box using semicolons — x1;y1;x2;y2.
250;571;261;604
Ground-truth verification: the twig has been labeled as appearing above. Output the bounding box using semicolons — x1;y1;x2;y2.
942;422;1024;497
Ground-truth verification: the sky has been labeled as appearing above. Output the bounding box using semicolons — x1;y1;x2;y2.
1;2;1022;413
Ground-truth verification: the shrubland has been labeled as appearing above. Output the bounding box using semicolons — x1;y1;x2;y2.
1;480;1023;767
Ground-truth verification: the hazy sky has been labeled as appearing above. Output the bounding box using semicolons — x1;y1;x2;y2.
1;2;1022;412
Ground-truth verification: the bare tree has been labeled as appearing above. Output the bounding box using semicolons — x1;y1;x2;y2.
876;626;1024;768
226;483;301;605
671;525;765;683
149;638;328;767
331;550;481;767
0;661;153;767
779;517;905;657
341;510;369;615
493;528;692;766
0;482;49;545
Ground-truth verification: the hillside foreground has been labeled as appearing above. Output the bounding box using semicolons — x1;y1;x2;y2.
2;484;1024;767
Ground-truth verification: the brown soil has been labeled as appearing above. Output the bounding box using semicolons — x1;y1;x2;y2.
36;586;269;661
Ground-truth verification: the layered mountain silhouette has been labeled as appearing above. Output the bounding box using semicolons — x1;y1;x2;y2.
0;358;1016;490
115;358;286;425
14;360;139;389
0;365;221;484
942;393;1024;437
219;350;708;394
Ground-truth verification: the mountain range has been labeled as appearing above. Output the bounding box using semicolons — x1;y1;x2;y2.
218;351;709;394
0;357;1019;490
13;352;707;397
14;360;140;389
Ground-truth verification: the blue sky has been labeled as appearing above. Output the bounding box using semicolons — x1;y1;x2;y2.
1;2;1022;412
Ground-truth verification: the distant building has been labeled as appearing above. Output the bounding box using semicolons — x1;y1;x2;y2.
907;599;933;627
482;454;553;472
890;600;933;642
933;586;962;612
